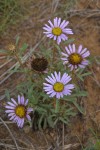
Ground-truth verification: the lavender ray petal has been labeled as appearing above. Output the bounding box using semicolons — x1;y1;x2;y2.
18;95;21;104
48;20;54;28
80;48;87;54
8;113;15;117
79;64;85;68
72;44;76;53
61;21;69;29
9;114;16;121
56;93;61;99
81;60;89;65
53;35;57;40
57;18;61;26
27;108;33;113
5;110;15;113
50;91;56;97
61;52;68;57
11;98;17;105
82;51;90;58
21;96;24;105
68;44;73;53
57;36;61;45
43;27;51;31
65;47;71;55
61;34;68;41
7;102;16;107
54;17;58;27
25;99;28;106
45;24;52;29
26;115;31;121
78;45;83;53
43;83;53;87
5;105;15;109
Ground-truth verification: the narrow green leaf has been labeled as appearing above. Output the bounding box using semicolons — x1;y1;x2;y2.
59;117;69;125
64;38;75;44
38;114;44;130
81;72;92;77
0;49;8;53
47;117;54;128
73;91;88;97
5;90;10;100
43;118;47;129
19;43;28;55
72;100;85;114
77;74;84;81
15;36;20;46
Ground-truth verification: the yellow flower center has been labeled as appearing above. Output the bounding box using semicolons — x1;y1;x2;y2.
52;27;62;36
68;53;82;65
15;105;26;118
53;82;64;92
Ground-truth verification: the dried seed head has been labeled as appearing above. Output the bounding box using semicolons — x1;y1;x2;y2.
31;57;48;72
7;44;15;51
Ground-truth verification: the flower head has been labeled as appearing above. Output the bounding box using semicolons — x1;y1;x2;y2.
5;95;33;128
7;44;15;51
43;71;74;99
61;44;90;71
43;17;73;45
31;57;48;73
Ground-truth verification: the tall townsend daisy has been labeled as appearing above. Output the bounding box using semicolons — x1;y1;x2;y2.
43;17;73;45
61;44;90;71
5;95;33;128
43;71;74;99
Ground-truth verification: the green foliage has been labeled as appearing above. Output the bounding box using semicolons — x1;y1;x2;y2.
19;43;28;56
3;35;92;129
55;0;77;17
94;141;100;150
83;140;100;150
0;0;29;34
5;89;11;100
76;68;92;81
83;128;100;150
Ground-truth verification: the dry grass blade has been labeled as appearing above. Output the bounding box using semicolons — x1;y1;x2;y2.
0;58;13;69
66;9;100;17
64;143;80;149
0;121;15;124
0;142;34;150
0;117;20;150
51;0;60;13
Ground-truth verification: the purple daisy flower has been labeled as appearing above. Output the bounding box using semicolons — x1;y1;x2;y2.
43;17;73;45
43;71;74;99
5;95;33;128
61;44;90;71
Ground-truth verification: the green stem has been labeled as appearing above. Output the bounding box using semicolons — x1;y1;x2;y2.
52;41;56;62
55;99;59;113
15;52;24;68
72;69;77;85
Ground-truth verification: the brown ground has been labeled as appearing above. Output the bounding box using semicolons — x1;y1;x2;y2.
0;0;100;150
